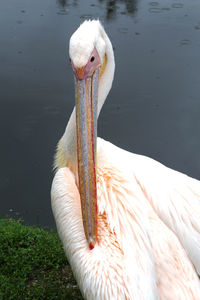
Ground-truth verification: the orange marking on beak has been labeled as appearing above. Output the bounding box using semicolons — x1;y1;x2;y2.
76;67;85;80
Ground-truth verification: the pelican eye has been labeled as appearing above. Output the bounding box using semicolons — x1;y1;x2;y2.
90;56;95;62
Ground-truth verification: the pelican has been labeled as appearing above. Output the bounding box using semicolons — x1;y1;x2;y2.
51;20;200;299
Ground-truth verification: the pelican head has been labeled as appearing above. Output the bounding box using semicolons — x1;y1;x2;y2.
69;20;106;76
69;21;109;250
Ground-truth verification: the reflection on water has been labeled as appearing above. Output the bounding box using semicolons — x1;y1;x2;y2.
57;0;77;7
57;0;138;19
148;1;185;13
98;0;137;19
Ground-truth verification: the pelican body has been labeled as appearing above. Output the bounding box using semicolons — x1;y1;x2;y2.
51;21;200;299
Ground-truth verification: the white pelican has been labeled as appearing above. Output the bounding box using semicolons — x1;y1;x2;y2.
51;20;200;299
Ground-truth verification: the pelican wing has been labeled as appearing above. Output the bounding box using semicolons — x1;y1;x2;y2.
148;210;200;298
98;138;200;274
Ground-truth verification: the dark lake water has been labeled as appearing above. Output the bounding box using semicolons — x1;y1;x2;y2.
1;0;200;228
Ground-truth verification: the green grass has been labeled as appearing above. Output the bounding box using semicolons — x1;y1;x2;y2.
0;217;83;300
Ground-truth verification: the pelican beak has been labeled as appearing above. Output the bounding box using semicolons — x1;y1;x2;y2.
75;68;99;250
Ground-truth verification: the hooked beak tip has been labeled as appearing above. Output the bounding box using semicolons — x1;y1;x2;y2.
89;238;95;250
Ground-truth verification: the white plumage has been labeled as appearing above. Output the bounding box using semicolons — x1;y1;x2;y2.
51;20;200;299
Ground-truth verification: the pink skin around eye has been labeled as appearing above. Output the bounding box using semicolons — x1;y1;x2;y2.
71;48;101;80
